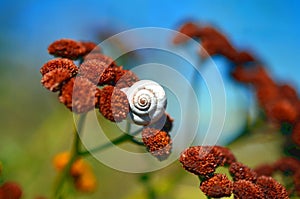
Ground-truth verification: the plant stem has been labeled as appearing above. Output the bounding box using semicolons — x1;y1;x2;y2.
140;173;156;199
130;137;145;145
53;113;87;199
79;128;142;156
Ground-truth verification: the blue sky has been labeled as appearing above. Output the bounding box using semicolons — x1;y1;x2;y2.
1;0;300;82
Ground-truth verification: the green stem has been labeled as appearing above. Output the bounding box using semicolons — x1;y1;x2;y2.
80;134;131;156
79;128;143;156
140;174;156;199
53;114;87;199
130;137;145;145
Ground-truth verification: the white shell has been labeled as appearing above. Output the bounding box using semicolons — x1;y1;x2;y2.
121;80;167;125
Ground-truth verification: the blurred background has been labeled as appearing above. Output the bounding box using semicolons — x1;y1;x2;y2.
0;0;300;198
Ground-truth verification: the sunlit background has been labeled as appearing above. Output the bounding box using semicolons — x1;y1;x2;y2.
1;0;300;198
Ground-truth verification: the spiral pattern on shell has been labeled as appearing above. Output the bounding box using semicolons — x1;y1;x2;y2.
121;80;167;125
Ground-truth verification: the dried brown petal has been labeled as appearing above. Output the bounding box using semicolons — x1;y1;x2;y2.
99;67;117;85
231;65;274;87
274;157;300;175
256;84;279;108
142;128;172;161
233;51;255;64
83;53;117;67
80;41;101;54
0;182;22;199
179;146;226;177
115;68;139;89
254;164;275;177
48;39;87;60
79;59;107;84
279;84;298;102
265;99;298;124
256;176;289;199
41;68;72;92
197;26;238;61
231;66;251;83
59;77;98;113
40;58;78;76
214;146;236;165
199;40;219;58
229;162;257;182
173;22;200;44
98;85;129;122
200;173;233;198
294;170;300;196
94;89;102;109
292;122;300;146
233;180;264;199
149;113;174;133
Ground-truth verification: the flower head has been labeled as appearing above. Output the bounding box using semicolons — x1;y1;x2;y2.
274;157;300;175
232;51;255;64
83;53;117;67
254;164;275;177
149;113;174;133
40;58;78;76
142;128;172;161
292;122;300;146
214;146;236;166
0;182;22;199
179;146;226;177
114;68;140;89
265;98;298;124
255;84;279;108
256;176;289;199
41;68;73;92
78;59;108;84
80;41;101;54
200;173;233;198
229;162;257;182
279;84;298;102
48;39;87;60
97;85;129;122
294;170;300;196
59;77;99;113
173;22;200;44
233;180;264;199
74;170;97;192
53;152;97;193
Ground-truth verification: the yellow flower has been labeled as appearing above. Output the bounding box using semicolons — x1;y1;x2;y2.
53;151;70;171
75;170;97;192
52;151;97;192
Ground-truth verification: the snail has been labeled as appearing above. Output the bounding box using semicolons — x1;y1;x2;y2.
121;80;167;125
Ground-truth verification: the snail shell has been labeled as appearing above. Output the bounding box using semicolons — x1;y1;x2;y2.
121;80;167;125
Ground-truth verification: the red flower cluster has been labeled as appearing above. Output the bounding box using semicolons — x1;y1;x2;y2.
174;22;255;64
0;182;22;199
254;157;300;196
179;146;235;178
40;39;138;121
200;173;233;198
174;22;300;126
229;162;257;182
98;85;129;122
175;21;300;197
42;38;174;161
179;145;289;198
142;128;172;161
48;39;101;60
